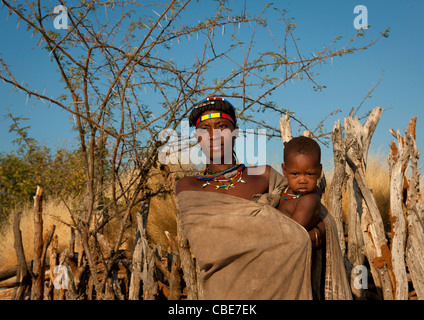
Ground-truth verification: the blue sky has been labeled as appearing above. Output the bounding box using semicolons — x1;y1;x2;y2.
1;0;423;171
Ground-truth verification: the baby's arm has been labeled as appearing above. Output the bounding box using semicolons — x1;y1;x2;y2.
290;193;321;230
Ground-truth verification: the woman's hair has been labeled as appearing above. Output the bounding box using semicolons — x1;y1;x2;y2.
283;136;321;163
189;97;237;127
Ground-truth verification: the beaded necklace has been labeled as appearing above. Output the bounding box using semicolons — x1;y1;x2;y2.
195;163;246;190
282;186;301;200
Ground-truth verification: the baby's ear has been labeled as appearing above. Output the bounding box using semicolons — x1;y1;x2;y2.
281;163;287;176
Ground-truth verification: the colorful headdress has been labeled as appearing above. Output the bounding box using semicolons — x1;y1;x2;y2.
189;97;237;127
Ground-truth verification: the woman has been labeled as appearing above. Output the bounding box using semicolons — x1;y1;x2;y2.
176;96;351;300
176;96;274;201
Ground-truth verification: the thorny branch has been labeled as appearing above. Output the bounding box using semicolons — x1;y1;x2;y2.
0;0;388;299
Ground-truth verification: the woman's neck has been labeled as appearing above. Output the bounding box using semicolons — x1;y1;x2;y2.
205;161;237;174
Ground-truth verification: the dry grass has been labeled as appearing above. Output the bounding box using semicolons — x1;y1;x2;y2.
144;163;195;254
0;199;73;269
0;163;193;270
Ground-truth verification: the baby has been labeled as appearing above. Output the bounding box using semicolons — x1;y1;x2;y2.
277;136;324;248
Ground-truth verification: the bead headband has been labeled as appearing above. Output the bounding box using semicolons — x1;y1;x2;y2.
195;112;235;127
193;97;236;128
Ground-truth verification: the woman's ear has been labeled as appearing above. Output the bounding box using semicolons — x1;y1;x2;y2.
193;129;199;142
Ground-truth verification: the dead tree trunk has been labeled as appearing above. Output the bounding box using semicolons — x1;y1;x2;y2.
329;119;347;255
403;117;424;299
347;174;366;299
328;119;365;299
346;154;394;299
344;107;395;300
388;129;410;300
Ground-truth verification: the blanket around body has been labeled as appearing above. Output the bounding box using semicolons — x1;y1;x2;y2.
177;167;352;300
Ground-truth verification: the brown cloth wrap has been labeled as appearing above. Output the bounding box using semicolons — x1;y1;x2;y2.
177;167;352;300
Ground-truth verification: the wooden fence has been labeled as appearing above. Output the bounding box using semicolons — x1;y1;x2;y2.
1;107;423;300
331;108;424;300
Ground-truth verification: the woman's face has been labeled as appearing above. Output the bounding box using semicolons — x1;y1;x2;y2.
195;110;238;164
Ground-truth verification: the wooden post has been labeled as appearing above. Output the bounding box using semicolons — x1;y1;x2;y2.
142;225;157;299
343;107;395;299
165;231;182;300
48;235;59;300
12;211;31;300
344;110;367;290
346;154;394;299
128;208;143;300
329;119;347;255
27;186;56;300
388;129;410;300
346;175;366;299
31;186;44;300
129;199;157;300
403;117;424;299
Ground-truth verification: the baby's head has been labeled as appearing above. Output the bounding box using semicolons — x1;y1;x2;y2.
282;136;322;196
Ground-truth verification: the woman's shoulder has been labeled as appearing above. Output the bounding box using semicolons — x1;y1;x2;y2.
175;175;197;194
245;164;272;177
244;165;275;190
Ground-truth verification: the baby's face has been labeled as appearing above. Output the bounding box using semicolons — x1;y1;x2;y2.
282;152;322;196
